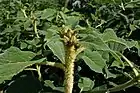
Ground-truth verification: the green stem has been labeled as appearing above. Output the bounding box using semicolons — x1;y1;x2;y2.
33;19;40;38
118;53;139;77
31;12;40;38
64;45;76;93
21;9;27;18
38;62;65;71
108;76;139;92
87;75;140;93
63;0;69;12
36;65;42;81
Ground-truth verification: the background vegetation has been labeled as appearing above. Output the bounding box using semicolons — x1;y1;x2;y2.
0;0;140;93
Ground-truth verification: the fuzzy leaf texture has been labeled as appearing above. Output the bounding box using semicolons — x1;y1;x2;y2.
82;49;106;73
47;38;65;64
0;47;41;84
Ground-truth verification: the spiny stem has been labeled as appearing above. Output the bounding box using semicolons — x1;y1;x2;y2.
64;45;76;93
60;26;84;93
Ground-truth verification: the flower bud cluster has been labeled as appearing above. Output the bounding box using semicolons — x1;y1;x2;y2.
60;27;78;47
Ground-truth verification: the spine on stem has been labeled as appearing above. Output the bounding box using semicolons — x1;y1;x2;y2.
60;26;84;93
64;45;76;93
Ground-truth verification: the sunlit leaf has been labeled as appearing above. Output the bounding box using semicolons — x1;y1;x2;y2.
82;49;106;73
47;39;65;64
65;16;80;28
0;47;43;83
78;77;94;91
41;8;56;21
0;47;36;64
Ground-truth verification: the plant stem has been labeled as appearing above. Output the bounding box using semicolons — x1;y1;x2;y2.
31;12;40;38
108;75;139;92
39;62;65;71
87;74;140;93
36;65;42;81
64;45;76;93
118;53;139;77
63;0;69;12
21;9;28;18
33;19;40;38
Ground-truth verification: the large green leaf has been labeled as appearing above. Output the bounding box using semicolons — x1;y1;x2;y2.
102;28;118;41
0;47;36;64
0;47;38;83
82;49;106;73
0;62;34;82
81;35;110;51
102;29;137;52
65;16;80;28
41;8;56;21
81;31;125;67
0;58;45;84
47;38;65;64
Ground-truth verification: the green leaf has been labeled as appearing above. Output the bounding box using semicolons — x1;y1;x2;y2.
24;19;32;30
44;80;56;89
82;49;106;73
0;47;36;64
87;85;107;93
41;8;56;21
20;42;28;49
98;51;109;62
107;41;126;51
102;29;137;51
102;28;118;42
45;25;59;40
44;80;64;92
47;39;65;64
104;67;116;78
4;27;14;33
0;47;38;83
81;35;109;51
17;11;25;18
129;24;136;31
65;16;80;28
78;77;94;91
0;58;45;84
109;50;124;68
81;30;125;67
26;38;40;46
0;62;35;84
94;0;121;4
111;60;124;68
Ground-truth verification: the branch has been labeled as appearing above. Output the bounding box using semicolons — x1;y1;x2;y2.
108;75;140;92
21;9;28;18
37;62;65;71
118;53;139;77
31;11;40;38
86;75;140;93
63;0;69;12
